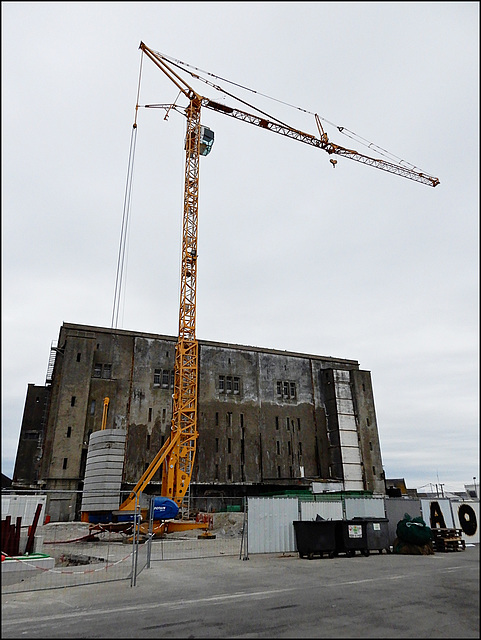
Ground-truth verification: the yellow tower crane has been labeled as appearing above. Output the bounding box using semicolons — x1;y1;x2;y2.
118;42;439;521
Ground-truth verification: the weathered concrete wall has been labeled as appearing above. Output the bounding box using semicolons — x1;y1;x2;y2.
23;322;385;519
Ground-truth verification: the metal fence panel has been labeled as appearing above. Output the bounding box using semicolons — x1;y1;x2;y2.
344;496;385;519
300;500;343;521
247;497;298;554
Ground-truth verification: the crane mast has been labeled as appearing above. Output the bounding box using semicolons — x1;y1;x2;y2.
161;95;201;504
119;42;439;516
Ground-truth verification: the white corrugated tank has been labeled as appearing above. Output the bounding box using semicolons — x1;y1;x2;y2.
80;429;126;513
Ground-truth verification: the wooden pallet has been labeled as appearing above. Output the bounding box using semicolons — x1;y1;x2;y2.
432;528;466;552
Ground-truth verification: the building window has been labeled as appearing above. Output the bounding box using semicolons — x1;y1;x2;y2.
366;418;370;426
240;413;244;428
71;396;76;407
76;352;81;362
228;438;232;454
148;408;152;422
23;431;39;440
226;376;232;393
170;370;175;388
283;381;289;397
215;412;219;426
215;438;219;453
276;441;280;455
298;442;302;455
215;464;219;480
275;416;279;430
297;418;301;431
372;466;376;476
162;370;169;388
286;417;290;431
90;400;96;415
369;441;373;451
276;381;282;396
147;434;151;450
62;458;68;470
154;369;161;385
233;377;240;394
277;465;281;478
219;375;225;392
93;363;112;379
66;427;72;438
227;465;232;480
162;408;166;421
290;382;296;398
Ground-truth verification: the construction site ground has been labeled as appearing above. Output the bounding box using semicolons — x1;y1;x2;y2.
2;542;478;638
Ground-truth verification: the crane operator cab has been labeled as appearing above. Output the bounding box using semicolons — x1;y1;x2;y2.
200;126;215;156
199;126;214;156
184;125;214;157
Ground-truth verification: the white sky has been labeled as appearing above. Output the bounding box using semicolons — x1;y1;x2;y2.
2;2;479;493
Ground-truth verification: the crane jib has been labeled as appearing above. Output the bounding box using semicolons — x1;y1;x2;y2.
203;99;439;187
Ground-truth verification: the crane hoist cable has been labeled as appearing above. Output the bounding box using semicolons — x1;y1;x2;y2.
111;52;143;330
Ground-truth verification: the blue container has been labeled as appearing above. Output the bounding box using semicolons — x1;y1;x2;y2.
150;497;179;520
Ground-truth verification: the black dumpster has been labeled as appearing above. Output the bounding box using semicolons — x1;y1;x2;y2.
334;519;370;557
293;520;337;559
353;517;391;554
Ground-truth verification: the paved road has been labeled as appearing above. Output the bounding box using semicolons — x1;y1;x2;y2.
2;545;479;638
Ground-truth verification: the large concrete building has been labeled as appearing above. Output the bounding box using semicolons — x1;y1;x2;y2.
13;322;386;520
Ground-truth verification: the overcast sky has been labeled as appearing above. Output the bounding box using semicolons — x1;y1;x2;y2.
2;2;479;493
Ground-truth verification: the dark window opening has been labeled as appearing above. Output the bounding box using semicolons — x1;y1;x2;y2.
298;442;302;455
233;377;240;394
76;353;81;362
71;396;76;407
162;370;169;387
226;376;232;393
219;375;225;392
275;416;279;430
215;438;219;453
215;412;219;426
276;441;280;455
62;458;68;470
277;465;281;478
215;464;219;480
372;466;376;476
228;438;232;454
148;408;153;422
147;434;151;450
66;427;72;438
154;369;161;385
297;418;301;431
227;465;232;480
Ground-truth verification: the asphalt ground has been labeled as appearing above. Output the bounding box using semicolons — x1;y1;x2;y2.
1;545;479;638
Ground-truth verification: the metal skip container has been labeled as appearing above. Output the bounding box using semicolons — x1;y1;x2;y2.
334;519;370;557
293;520;337;559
